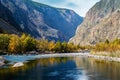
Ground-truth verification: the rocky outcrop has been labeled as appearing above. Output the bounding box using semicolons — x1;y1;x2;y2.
70;0;120;45
0;0;83;41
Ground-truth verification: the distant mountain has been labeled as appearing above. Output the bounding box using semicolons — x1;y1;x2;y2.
70;0;120;45
0;0;83;41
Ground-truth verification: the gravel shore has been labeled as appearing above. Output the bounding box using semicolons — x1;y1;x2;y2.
2;52;120;64
32;53;120;62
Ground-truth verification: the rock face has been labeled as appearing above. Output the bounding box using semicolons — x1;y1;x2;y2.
0;18;19;34
70;0;120;45
0;0;83;41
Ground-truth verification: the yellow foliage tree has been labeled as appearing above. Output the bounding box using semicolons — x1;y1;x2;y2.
20;33;27;52
48;41;55;51
8;34;20;53
23;35;36;51
37;39;48;52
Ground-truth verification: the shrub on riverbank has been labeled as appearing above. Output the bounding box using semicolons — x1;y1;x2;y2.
0;34;78;54
93;39;120;52
91;39;120;57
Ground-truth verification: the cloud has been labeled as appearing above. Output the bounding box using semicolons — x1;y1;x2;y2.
66;3;78;8
32;0;100;16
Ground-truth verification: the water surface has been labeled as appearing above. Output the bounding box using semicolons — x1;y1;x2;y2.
0;56;120;80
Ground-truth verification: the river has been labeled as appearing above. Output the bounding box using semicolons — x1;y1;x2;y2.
0;55;120;80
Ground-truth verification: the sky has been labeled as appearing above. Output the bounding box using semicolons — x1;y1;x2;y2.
32;0;100;17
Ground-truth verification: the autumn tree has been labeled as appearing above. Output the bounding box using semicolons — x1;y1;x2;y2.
36;39;48;52
54;41;62;53
0;34;10;52
23;35;36;52
105;39;109;44
20;33;28;53
48;41;55;52
61;42;68;53
67;43;77;52
8;34;21;53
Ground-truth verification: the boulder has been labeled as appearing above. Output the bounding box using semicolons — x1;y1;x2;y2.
0;56;5;66
12;62;24;67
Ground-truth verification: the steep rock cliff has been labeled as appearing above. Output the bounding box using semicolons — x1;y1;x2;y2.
70;0;120;45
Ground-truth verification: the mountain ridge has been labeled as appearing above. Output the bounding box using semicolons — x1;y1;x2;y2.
0;0;83;41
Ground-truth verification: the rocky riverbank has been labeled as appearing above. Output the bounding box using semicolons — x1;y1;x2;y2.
42;53;120;62
1;52;120;67
0;56;5;66
79;53;120;62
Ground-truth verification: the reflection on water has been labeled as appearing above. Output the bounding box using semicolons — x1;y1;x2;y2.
0;56;120;80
